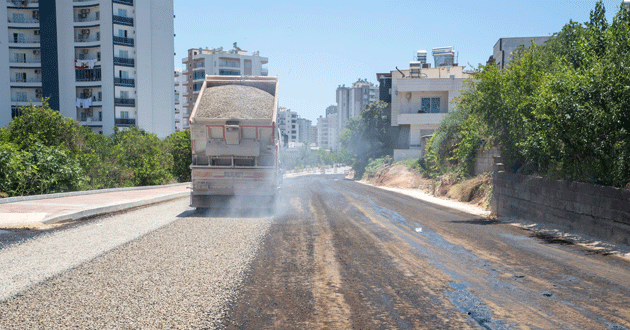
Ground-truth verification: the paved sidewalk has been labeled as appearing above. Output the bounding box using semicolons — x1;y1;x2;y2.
0;184;191;228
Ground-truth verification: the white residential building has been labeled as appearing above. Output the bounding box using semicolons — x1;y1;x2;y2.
297;117;312;143
180;44;268;123
277;107;298;145
390;49;471;161
317;112;338;151
336;79;378;132
0;0;175;137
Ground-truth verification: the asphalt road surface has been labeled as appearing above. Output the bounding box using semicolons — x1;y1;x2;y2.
1;175;629;329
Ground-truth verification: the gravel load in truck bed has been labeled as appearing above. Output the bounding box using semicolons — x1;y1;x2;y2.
195;85;274;119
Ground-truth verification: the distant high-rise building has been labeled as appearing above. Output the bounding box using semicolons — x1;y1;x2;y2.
491;37;551;69
336;79;378;133
1;0;175;137
180;44;268;124
297;117;312;143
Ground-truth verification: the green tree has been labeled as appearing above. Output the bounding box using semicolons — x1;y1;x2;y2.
165;129;192;182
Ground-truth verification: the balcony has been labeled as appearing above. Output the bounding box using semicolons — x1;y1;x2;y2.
113;56;134;67
7;17;39;24
77;110;102;123
112;15;133;26
77;94;102;102
76;68;101;82
10;77;41;83
7;0;38;4
8;37;40;44
397;112;447;126
75;35;100;43
114;77;134;87
113;0;133;5
113;36;134;47
74;15;99;23
115;118;135;126
114;98;135;107
9;57;41;64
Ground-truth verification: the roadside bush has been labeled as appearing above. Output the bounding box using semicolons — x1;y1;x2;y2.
0;141;86;196
112;127;173;186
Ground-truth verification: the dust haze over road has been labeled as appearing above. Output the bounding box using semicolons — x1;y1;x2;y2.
1;175;629;329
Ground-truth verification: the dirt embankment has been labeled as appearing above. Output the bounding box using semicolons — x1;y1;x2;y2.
362;165;492;209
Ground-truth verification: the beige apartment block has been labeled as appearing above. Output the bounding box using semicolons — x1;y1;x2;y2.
390;48;471;161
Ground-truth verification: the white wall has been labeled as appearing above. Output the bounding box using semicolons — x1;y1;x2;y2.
136;0;174;138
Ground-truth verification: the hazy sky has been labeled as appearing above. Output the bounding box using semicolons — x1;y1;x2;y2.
173;0;625;122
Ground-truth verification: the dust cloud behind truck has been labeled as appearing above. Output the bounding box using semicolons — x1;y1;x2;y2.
189;76;281;209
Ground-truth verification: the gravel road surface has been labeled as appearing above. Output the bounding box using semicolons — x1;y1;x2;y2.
0;199;272;329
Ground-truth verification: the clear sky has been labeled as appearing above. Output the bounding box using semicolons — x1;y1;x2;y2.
173;0;625;122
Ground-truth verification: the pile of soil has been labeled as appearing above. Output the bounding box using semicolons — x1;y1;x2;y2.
363;165;432;190
195;85;274;119
363;164;493;210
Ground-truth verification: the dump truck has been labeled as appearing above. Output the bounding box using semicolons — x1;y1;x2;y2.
189;76;281;209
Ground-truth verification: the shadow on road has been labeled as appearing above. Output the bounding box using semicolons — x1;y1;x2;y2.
449;218;502;226
176;208;274;219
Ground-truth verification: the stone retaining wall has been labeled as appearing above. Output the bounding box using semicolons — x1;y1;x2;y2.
492;171;630;245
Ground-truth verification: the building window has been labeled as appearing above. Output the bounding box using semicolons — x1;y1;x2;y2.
420;97;440;113
117;8;128;17
193;82;203;91
193;71;205;80
121;111;129;119
219;69;240;76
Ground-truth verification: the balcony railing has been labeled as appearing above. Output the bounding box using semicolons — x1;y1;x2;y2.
115;118;135;126
78;111;102;123
113;0;133;5
73;0;97;2
8;37;40;44
77;94;102;102
114;77;134;87
112;15;133;26
114;98;135;106
7;0;38;4
74;15;99;23
9;57;41;63
113;57;134;67
113;36;134;47
10;77;41;83
7;17;39;24
76;68;101;82
75;35;100;43
11;97;41;102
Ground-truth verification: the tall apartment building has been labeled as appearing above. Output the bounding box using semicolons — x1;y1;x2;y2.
180;44;268;124
336;79;378;132
316;112;338;151
277;107;298;145
297;117;312;144
490;37;551;69
0;0;174;137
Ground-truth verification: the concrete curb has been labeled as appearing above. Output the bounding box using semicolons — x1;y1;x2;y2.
42;192;190;224
0;183;191;205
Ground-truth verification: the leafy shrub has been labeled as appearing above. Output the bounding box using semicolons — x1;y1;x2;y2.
364;156;392;176
0;142;86;196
